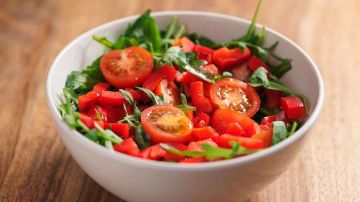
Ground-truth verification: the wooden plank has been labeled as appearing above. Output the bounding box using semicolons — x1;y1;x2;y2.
0;0;359;201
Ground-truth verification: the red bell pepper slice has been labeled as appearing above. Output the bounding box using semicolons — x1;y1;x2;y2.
92;82;110;95
225;122;246;137
142;65;176;91
173;37;195;52
191;126;219;141
212;134;264;149
201;64;219;75
113;138;140;156
247;55;269;71
212;47;251;70
110;123;130;138
265;89;283;109
252;125;273;148
86;105;108;122
79;113;95;129
192;95;213;114
189;81;204;97
125;88;142;101
193;44;214;55
280;96;305;120
260;110;288;125
78;91;99;112
176;71;200;84
192;112;210;128
99;91;125;107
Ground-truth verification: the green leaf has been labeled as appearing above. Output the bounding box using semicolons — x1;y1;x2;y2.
176;93;196;112
125;10;151;37
239;0;264;44
161;142;257;161
186;33;221;49
173;25;186;39
143;17;162;52
92;35;114;48
287;121;299;137
272;121;287;145
271;59;292;78
164;16;178;40
135;125;151;149
135;87;164;105
248;67;269;87
95;123;123;144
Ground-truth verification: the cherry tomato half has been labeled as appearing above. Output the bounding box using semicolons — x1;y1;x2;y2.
141;105;193;143
100;47;153;88
209;78;260;117
154;79;180;106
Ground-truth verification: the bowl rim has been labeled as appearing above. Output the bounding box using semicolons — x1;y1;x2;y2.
46;10;324;170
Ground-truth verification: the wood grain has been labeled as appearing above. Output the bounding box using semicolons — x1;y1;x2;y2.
0;0;359;201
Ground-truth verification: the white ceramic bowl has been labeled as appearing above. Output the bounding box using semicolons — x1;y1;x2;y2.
46;11;324;202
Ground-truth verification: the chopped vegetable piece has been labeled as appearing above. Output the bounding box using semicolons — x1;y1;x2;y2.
280;96;305;120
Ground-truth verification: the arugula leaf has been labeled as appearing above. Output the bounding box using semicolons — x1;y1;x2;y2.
270;59;292;78
158;46;222;83
135;125;151;149
135;87;164;105
92;35;114;48
186;33;222;49
94;123;123;144
125;10;151;37
65;57;104;96
272;121;287;145
164;16;178;40
161;142;257;161
287;121;299;137
176;93;196;112
119;89;142;126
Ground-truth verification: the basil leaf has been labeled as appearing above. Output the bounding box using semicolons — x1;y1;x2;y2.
272;121;287;145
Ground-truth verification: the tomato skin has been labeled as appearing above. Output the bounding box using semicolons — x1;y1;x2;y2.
78;91;99;112
100;47;153;88
141;105;193;144
192;127;219;141
213;134;264;149
110;123;129;138
212;47;251;70
209;78;260;117
211;108;259;136
185;110;194;120
99;91;125;107
142;65;176;91
188;138;218;152
280;96;305;120
247;55;269;71
114;138;140;157
92;82;110;95
230;62;252;81
192;95;214;114
173;37;195;52
79;113;95;129
225;122;246;137
154;80;180;105
252;125;273;148
265;89;283;109
141;143;186;161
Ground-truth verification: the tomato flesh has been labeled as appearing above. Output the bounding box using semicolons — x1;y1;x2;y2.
209;78;260;117
141;105;193;143
154;80;180;105
100;47;153;88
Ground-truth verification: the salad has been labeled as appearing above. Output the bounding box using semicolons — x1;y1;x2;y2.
58;0;307;163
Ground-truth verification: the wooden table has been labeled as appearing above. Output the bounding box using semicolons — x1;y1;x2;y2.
1;0;359;201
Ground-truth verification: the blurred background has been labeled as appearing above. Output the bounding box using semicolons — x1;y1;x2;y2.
1;0;359;201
